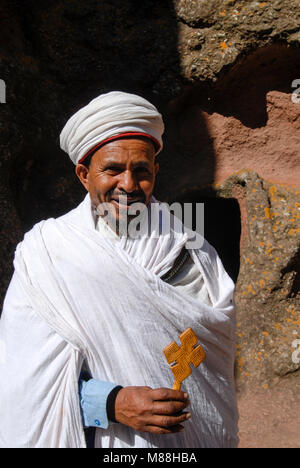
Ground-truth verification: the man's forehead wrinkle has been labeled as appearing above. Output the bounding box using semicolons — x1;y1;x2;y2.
100;156;152;168
98;149;154;165
101;145;152;155
98;138;155;154
102;149;150;158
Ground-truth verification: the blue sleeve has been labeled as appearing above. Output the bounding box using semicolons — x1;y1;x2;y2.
79;378;119;429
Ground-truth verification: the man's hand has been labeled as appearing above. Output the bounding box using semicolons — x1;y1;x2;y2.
114;386;191;434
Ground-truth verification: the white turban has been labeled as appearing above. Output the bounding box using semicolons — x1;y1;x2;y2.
60;91;164;165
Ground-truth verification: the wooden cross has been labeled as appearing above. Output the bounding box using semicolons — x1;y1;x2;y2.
163;327;206;391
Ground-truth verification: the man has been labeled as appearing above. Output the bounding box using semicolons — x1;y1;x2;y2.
0;91;239;448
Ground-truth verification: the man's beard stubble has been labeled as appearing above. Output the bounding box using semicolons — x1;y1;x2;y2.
95;196;150;237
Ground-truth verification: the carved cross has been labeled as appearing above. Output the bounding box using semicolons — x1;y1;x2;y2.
163;327;206;390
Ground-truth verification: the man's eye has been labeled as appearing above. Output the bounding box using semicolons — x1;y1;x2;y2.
136;167;150;173
105;166;121;173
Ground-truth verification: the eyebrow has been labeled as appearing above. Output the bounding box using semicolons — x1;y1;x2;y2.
102;159;151;168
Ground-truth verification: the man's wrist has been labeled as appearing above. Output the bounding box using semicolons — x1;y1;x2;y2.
106;385;123;422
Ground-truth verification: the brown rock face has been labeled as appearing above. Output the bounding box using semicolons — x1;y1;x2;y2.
0;0;299;447
161;44;300;195
201;88;300;188
220;172;299;384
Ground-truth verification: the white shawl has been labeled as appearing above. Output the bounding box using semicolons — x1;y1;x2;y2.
0;195;238;448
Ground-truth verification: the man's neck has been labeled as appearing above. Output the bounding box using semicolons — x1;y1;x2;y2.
92;200;152;240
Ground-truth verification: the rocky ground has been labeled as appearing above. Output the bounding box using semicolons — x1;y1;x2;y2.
238;379;300;448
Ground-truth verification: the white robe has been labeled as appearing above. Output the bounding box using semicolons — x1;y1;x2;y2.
0;194;239;448
95;207;212;306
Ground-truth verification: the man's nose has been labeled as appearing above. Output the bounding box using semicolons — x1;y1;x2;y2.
117;170;138;193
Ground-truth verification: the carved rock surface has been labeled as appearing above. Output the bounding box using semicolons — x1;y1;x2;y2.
218;171;299;384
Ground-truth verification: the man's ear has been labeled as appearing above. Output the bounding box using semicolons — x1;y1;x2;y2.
154;162;159;176
75;164;90;191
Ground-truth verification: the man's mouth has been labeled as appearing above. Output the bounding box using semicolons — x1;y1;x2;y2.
110;197;144;208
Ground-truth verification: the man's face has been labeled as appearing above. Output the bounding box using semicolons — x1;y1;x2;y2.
76;137;159;232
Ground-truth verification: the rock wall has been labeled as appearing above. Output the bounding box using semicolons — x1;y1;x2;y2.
0;0;299;446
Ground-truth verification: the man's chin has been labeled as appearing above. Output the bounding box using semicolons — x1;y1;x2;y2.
97;210;133;236
95;200;149;236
